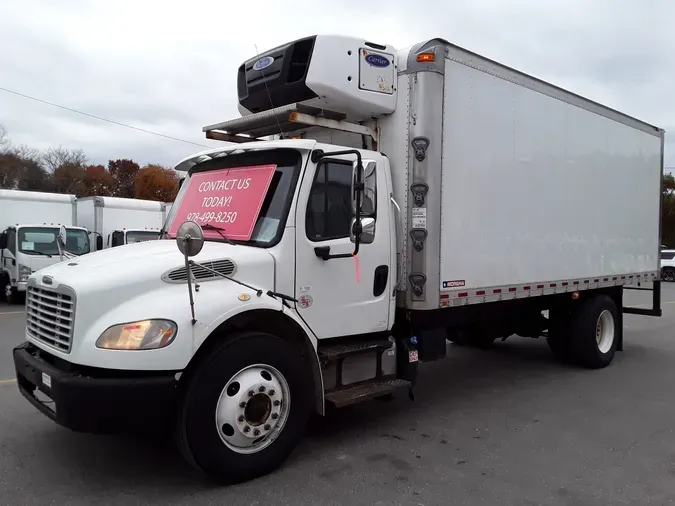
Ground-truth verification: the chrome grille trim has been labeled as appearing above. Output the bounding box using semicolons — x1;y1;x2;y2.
161;259;236;284
26;284;76;353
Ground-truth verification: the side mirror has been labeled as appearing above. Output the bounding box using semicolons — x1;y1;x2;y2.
58;225;67;248
0;232;6;250
351;160;377;217
350;217;375;245
96;236;103;251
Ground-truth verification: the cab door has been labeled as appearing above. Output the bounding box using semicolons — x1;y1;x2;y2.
294;153;394;339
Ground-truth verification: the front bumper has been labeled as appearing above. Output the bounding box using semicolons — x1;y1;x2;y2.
13;342;178;434
15;281;26;292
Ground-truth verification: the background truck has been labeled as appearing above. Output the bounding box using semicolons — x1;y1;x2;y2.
13;35;663;484
76;196;170;250
0;189;91;304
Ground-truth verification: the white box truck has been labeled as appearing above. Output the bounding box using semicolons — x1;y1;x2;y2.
76;196;166;251
0;189;91;304
13;35;663;483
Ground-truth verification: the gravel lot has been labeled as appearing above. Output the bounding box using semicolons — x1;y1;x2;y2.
1;287;674;505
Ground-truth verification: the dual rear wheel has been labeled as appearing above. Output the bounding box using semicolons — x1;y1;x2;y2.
548;294;619;369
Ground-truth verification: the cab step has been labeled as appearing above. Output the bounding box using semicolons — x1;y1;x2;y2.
324;378;411;408
318;338;392;361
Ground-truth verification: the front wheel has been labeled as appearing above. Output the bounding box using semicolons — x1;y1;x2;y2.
176;331;312;484
3;282;21;305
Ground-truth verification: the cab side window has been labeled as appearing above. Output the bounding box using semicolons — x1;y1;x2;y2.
306;161;353;242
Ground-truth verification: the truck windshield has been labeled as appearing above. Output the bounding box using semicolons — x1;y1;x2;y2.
125;230;160;244
18;227;90;256
166;148;302;247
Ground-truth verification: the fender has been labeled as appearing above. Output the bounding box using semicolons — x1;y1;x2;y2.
193;292;325;414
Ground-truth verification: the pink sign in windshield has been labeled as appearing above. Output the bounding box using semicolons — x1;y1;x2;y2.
168;164;276;241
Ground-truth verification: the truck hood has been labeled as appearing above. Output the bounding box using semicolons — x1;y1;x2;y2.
19;254;66;274
28;239;276;297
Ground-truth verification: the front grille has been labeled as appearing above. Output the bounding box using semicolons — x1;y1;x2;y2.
26;286;75;353
162;259;236;283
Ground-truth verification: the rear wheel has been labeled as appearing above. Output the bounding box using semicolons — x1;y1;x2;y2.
176;331;312;484
565;295;619;369
662;268;675;282
547;307;577;364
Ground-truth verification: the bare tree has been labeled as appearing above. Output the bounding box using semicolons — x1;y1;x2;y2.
41;145;87;173
0;124;9;153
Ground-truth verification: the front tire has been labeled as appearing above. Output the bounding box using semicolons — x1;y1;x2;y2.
662;268;675;282
176;331;312;484
3;281;21;305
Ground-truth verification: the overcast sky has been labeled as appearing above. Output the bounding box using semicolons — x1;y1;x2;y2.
0;0;673;169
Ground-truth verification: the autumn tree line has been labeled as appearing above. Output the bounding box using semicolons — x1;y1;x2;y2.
0;124;179;202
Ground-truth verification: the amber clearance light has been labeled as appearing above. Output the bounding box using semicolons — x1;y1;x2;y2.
417;52;435;62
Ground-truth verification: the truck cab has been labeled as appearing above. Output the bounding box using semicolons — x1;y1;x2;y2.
0;224;90;303
109;228;161;247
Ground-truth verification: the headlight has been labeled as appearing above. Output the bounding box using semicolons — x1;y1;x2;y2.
96;319;177;350
18;264;32;282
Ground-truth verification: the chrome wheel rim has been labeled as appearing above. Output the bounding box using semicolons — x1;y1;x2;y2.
596;310;615;354
215;364;291;455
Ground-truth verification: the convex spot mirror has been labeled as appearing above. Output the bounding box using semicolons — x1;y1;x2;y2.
175;221;205;257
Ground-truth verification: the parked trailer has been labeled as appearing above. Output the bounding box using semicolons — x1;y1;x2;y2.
76;196;166;250
13;35;663;484
0;189;90;304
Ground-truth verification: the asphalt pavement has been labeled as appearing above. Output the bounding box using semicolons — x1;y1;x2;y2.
1;288;675;505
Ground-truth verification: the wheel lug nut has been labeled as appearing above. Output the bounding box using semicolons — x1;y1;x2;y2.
264;424;271;430
273;400;281;406
268;390;275;396
243;426;250;433
239;402;246;408
271;413;279;420
253;429;260;436
238;415;245;422
258;386;266;393
248;390;254;397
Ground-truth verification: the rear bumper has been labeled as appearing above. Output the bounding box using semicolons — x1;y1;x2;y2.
13;342;178;434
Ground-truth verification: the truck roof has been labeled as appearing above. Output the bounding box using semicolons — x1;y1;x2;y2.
0;189;76;204
398;37;663;137
173;138;319;173
77;196;165;212
10;224;86;230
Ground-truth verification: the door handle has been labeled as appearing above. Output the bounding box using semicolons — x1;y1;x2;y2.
373;265;389;296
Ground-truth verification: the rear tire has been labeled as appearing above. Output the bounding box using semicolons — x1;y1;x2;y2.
547;307;577;364
570;295;619;369
662;268;675;282
176;331;312;484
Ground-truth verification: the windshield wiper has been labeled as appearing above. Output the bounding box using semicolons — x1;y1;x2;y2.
22;250;53;258
201;223;236;246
